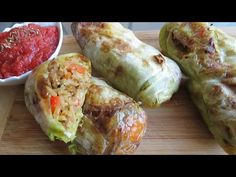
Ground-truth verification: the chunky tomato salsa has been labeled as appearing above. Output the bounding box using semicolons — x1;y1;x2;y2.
0;24;59;79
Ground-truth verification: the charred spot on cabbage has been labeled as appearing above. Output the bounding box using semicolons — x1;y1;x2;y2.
153;54;165;65
171;32;191;54
114;65;123;76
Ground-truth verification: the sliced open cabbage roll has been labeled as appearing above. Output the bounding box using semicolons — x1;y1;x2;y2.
159;22;236;154
25;53;91;143
69;77;147;154
71;22;181;108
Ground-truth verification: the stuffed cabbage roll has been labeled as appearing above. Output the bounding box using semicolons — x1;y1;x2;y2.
71;22;181;108
25;53;91;143
159;22;236;154
69;77;147;154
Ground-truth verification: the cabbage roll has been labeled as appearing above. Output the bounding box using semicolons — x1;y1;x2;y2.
160;22;236;154
25;53;91;143
71;22;181;108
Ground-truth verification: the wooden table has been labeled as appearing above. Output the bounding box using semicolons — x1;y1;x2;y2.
2;28;235;154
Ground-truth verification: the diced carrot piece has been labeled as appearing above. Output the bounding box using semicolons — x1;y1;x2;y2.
50;96;60;113
68;64;85;74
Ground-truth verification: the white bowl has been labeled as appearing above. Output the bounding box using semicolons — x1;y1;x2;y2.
0;22;63;86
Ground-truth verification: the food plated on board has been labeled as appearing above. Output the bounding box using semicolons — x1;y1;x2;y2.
24;53;147;154
3;21;236;155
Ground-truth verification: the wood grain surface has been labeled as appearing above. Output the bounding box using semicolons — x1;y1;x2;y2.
1;29;234;154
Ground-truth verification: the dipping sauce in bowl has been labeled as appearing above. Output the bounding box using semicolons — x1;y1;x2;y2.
0;23;59;79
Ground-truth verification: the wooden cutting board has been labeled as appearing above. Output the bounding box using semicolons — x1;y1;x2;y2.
2;28;236;155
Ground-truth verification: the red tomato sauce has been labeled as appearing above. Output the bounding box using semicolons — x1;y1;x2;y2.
0;24;59;79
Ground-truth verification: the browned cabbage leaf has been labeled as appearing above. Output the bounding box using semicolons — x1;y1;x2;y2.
69;77;147;154
160;22;236;154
